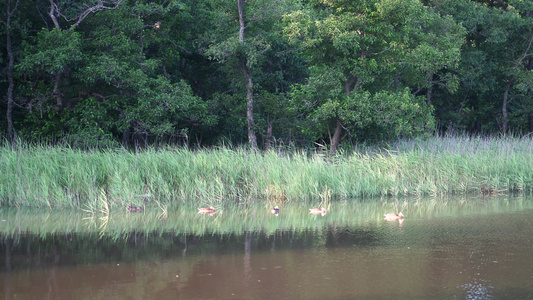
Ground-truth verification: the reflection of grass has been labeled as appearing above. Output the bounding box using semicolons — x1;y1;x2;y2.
82;189;110;215
1;195;532;237
81;189;111;238
154;199;167;220
2;135;533;208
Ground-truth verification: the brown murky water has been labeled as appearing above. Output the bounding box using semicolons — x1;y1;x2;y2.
1;198;533;299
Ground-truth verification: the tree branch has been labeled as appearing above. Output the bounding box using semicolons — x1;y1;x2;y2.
516;36;533;67
0;0;19;26
69;0;123;29
49;0;61;30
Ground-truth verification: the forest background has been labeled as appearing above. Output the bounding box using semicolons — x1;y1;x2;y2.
0;0;532;153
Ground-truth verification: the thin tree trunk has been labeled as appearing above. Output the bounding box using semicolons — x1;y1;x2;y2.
502;74;514;134
237;0;245;42
237;0;258;149
122;126;131;148
264;116;273;151
329;77;358;156
329;119;342;156
53;72;63;111
49;1;65;112
3;0;18;147
527;59;533;132
426;73;433;106
6;15;15;146
6;29;15;145
48;0;60;30
242;62;258;149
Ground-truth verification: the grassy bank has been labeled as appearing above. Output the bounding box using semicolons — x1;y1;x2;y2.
2;135;533;208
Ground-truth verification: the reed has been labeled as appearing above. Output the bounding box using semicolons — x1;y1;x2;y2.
1;135;533;208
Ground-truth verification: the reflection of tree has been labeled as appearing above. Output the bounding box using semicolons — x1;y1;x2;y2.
244;231;252;281
3;236;12;300
0;232;189;272
243;231;253;298
3;236;12;271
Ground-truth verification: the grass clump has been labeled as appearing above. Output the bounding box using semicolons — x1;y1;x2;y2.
1;135;533;209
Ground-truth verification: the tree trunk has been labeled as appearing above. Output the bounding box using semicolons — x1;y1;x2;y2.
527;59;533;132
237;0;258;149
329;76;358;156
6;13;15;146
48;1;65;112
426;73;433;106
329;119;342;156
264;116;273;151
237;0;245;42
3;0;18;148
502;74;514;134
122;126;131;148
48;0;60;30
53;72;63;111
242;62;258;149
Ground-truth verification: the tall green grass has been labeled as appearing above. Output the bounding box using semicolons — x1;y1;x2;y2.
2;135;533;208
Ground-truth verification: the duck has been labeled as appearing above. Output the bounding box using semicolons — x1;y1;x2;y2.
271;206;280;216
198;206;216;215
309;207;327;216
128;205;143;213
384;212;404;221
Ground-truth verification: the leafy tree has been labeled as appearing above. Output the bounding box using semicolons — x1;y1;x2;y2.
12;1;212;147
0;0;19;146
21;0;122;111
205;0;300;149
13;0;122;143
498;0;532;133
1;0;530;148
428;0;532;134
70;1;213;147
284;0;464;154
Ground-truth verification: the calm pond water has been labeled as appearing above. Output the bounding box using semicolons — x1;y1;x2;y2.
1;196;533;299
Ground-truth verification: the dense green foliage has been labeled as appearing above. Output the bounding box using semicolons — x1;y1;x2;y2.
1;0;531;150
2;135;533;208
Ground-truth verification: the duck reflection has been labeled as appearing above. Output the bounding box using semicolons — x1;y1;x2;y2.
198;206;216;216
271;206;280;216
384;212;404;227
309;207;327;216
384;212;404;221
128;205;143;213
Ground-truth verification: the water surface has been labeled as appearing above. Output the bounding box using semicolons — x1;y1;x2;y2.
1;196;533;299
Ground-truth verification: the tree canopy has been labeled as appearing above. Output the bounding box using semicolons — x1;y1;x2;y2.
1;0;532;152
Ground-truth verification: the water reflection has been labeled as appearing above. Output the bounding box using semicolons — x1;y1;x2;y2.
0;195;530;237
1;196;533;299
309;207;327;216
460;279;494;300
271;206;280;216
197;206;216;216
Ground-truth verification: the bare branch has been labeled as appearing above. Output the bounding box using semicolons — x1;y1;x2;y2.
516;36;533;67
49;0;61;30
0;0;19;26
71;0;123;29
